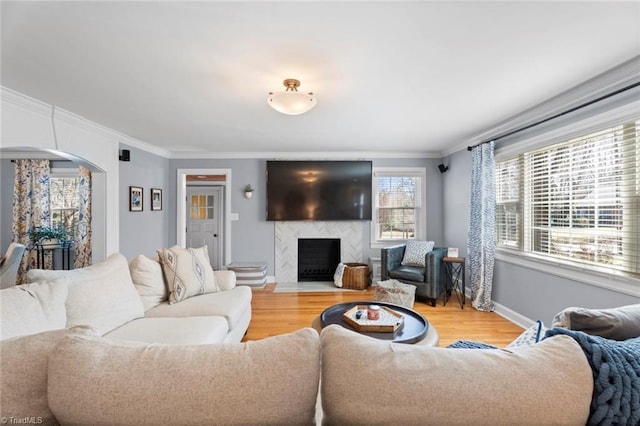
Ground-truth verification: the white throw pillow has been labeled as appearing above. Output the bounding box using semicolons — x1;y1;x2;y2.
157;246;218;304
27;253;145;335
0;280;68;340
401;240;435;267
129;255;168;311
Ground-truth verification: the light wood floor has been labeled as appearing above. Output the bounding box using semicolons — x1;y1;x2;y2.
242;283;524;347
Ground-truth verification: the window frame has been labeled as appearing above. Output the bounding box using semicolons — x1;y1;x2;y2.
494;101;640;297
370;167;427;249
49;167;80;241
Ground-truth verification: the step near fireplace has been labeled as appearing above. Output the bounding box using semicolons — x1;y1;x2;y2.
297;238;340;282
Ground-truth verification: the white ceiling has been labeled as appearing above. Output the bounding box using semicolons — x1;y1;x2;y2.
2;1;638;158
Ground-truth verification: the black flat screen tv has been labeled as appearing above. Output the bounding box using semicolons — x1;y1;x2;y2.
266;160;372;221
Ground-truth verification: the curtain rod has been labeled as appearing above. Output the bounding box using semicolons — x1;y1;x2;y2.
467;80;640;152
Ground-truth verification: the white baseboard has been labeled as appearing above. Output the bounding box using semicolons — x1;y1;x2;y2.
463;286;533;330
267;275;276;283
492;301;535;329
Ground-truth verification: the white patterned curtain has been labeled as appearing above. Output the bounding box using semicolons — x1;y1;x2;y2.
467;141;496;311
12;160;51;284
74;165;92;268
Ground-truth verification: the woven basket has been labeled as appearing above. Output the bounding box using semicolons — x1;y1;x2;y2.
341;263;370;290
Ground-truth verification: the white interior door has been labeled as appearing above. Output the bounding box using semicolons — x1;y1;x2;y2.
186;186;223;269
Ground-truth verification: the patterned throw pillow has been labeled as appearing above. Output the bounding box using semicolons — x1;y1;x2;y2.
446;340;498;349
401;240;435;267
157;246;218;304
507;320;546;348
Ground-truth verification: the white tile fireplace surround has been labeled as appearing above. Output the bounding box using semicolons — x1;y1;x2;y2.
275;221;366;283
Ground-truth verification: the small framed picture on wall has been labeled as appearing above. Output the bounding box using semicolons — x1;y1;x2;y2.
129;186;143;211
151;188;163;211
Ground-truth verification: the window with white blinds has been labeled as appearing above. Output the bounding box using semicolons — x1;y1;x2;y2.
371;168;425;244
496;119;640;279
50;174;79;241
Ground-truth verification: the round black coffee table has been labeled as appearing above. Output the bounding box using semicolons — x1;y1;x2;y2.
319;301;431;344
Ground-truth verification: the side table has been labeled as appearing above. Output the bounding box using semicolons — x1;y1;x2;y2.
442;257;465;309
35;241;73;270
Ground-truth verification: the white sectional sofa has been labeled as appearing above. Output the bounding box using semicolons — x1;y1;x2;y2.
2;251;636;425
1;252;252;344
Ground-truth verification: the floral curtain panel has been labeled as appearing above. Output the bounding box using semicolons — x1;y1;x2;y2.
74;165;92;268
467;141;496;312
12;159;51;284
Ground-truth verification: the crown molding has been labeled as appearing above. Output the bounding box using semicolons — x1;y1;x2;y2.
168;150;441;160
49;108;171;159
442;54;640;157
3;87;440;161
1;86;171;158
1;87;52;115
494;98;640;159
114;132;171;159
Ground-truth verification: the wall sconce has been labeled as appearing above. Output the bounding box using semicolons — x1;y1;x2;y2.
267;79;317;115
438;164;449;173
243;184;254;199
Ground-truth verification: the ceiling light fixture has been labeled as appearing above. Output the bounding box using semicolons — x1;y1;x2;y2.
267;79;317;115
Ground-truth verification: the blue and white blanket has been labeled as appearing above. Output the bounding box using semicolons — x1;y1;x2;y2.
544;328;640;426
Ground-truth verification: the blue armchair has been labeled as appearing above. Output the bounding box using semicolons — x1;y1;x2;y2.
380;245;446;307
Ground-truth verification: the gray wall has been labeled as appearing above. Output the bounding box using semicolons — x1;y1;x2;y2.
493;261;636;324
168;157;444;275
1;159;14;251
119;145;170;260
441;150;471;258
168;158;274;272
3;154;445;272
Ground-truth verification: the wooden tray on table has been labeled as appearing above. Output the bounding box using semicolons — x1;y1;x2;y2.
320;301;429;344
342;305;404;332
